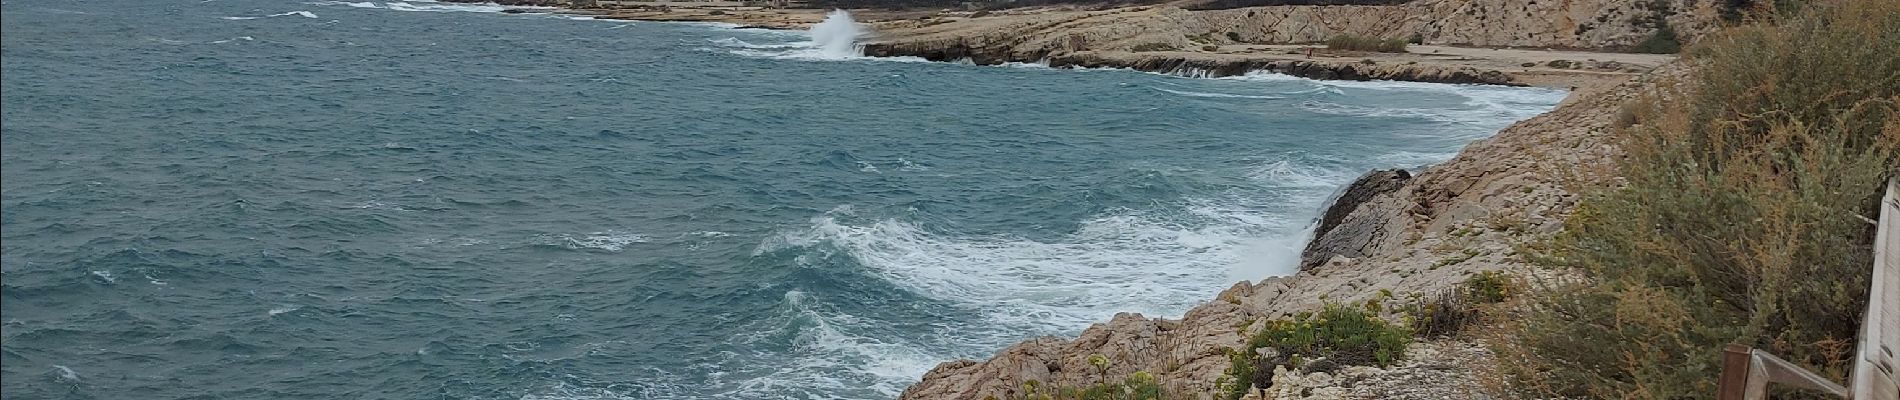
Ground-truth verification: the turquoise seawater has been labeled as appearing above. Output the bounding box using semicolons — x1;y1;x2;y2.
0;1;1564;398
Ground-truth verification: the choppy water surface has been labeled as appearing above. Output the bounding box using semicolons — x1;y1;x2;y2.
0;1;1564;398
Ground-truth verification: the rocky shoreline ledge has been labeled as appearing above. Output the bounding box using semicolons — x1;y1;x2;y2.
454;1;1696;397
860;43;1519;85
468;0;1688;89
897;60;1688;400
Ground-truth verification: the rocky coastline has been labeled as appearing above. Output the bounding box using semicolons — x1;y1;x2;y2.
453;0;1697;397
860;43;1520;85
897;59;1687;400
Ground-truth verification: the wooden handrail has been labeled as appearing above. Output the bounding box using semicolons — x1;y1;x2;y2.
1851;178;1898;400
1716;178;1900;400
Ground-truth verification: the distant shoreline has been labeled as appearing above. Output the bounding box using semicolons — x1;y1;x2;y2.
509;2;1671;96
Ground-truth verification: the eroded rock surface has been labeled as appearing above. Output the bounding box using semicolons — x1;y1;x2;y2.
1300;168;1411;271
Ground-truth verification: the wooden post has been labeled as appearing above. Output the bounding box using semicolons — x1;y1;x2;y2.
1719;343;1753;400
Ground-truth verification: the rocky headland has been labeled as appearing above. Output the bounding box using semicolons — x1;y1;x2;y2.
896;59;1689;400
856;0;1703;88
841;1;1697;397
468;0;1705;397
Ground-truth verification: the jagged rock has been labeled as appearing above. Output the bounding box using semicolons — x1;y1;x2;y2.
1300;169;1411;271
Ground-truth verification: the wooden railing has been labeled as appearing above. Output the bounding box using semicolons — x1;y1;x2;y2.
1717;178;1899;400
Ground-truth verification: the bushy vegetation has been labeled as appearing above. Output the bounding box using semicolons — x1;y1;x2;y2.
1324;34;1408;53
1411;271;1514;337
1219;303;1411;400
1630;21;1681;53
1006;371;1169;400
1496;0;1899;397
1630;0;1682;53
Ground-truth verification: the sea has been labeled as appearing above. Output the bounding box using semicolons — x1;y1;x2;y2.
0;1;1566;399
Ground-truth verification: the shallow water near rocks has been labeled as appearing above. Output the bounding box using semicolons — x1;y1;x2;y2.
0;1;1563;398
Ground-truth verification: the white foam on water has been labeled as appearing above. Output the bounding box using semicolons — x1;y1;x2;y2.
715;290;942;398
737;182;1328;395
209;36;255;44
1152;87;1285;100
700;10;941;63
709;37;795;50
268;305;301;316
759;207;1287;331
306;1;550;13
90;270;115;284
1223;71;1566;123
1246;159;1354;188
549;231;649;252
809;10;862;58
385;1;507;12
999;61;1054;69
52;365;78;381
223;10;318;20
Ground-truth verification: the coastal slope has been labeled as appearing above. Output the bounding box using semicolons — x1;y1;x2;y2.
896;60;1687;400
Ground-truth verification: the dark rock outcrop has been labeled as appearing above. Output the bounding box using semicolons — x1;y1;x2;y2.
860;42;1520;85
1299;169;1411;271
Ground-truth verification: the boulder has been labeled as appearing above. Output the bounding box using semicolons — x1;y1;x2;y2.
1299;169;1410;271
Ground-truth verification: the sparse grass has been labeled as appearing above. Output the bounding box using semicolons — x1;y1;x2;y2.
1429;249;1481;270
1324;34;1408;53
1409;271;1513;338
1495;0;1900;397
1007;373;1170;400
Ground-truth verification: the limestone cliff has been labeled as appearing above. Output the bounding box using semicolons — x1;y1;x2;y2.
865;0;1720;68
896;61;1688;400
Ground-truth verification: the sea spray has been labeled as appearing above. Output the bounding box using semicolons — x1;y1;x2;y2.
810;10;862;58
1;2;1574;397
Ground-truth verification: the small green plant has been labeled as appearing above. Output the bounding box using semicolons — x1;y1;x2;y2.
1408;271;1514;337
1011;371;1170;400
1461;271;1510;304
1631;21;1681;53
1429;249;1481;270
1630;0;1681;53
1220;304;1411;399
1324;34;1408;53
1087;353;1111;385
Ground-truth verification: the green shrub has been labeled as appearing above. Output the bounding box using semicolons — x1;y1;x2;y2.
1461;271;1511;304
1009;372;1169;400
1324;34;1408;53
1631;21;1681;53
1221;303;1411;399
1411;271;1514;337
1497;0;1900;397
